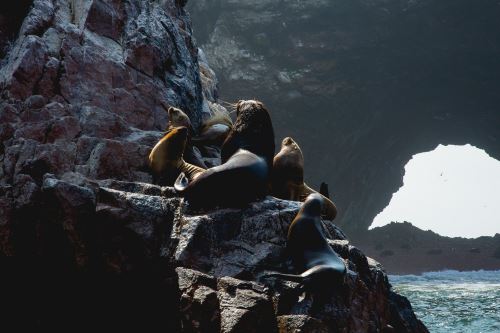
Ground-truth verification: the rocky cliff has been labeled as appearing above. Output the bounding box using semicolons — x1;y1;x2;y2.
187;0;500;234
0;1;427;331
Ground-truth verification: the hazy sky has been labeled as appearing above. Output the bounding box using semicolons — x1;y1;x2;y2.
370;144;500;238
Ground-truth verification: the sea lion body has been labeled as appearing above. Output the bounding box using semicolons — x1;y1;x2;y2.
148;127;205;185
174;99;274;209
175;149;268;209
272;137;337;220
268;193;346;292
221;100;275;169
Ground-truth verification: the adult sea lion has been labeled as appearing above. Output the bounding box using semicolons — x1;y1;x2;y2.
148;127;205;185
221;100;275;169
266;193;346;292
164;106;206;169
174;99;275;206
272;137;337;220
175;148;268;209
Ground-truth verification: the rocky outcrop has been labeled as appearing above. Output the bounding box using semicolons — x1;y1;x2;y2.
1;174;427;332
0;1;427;331
187;0;500;234
0;0;220;189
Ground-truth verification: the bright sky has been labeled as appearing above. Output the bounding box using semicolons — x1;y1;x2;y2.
370;144;500;238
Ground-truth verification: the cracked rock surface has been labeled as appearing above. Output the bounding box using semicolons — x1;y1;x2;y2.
0;1;427;331
1;174;427;332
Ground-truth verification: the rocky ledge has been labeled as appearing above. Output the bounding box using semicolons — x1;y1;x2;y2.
2;173;427;332
0;0;427;331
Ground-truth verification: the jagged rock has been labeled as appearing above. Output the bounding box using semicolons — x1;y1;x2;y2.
217;276;276;332
176;267;221;332
0;0;216;186
0;0;427;331
1;172;428;331
277;315;329;333
170;198;300;278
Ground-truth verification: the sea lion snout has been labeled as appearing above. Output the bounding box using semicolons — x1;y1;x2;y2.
282;137;295;146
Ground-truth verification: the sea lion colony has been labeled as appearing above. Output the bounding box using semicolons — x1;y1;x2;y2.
149;99;346;290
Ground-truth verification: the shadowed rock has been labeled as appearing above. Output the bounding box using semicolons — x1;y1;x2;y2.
0;1;427;331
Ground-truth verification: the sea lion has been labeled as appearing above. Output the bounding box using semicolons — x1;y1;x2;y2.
272;137;337;220
148;127;205;185
192;108;233;146
265;193;346;292
221;100;275;169
164;106;206;169
174;148;269;209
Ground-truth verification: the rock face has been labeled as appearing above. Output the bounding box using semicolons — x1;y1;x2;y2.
2;175;427;332
187;0;500;234
0;1;427;331
0;0;219;188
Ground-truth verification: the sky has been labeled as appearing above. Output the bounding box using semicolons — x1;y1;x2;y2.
370;144;500;238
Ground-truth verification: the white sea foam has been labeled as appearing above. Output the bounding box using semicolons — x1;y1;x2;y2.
390;270;500;333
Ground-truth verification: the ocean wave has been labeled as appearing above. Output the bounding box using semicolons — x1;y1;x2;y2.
390;270;500;333
389;269;500;284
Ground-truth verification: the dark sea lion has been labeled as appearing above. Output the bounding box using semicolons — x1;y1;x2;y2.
174;149;269;209
272;137;337;220
148;127;206;185
266;193;346;292
221;100;275;169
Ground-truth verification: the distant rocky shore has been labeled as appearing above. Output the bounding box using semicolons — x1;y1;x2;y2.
352;222;500;275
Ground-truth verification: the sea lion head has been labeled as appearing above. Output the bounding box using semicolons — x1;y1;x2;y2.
168;107;191;129
222;99;275;168
235;99;266;117
287;192;324;245
281;137;302;154
301;193;323;217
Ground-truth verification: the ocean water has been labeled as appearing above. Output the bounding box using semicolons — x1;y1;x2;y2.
390;270;500;333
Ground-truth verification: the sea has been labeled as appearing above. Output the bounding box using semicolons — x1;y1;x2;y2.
390;270;500;333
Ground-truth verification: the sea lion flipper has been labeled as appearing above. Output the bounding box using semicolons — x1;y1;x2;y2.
262;272;304;283
174;172;189;192
320;182;330;199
